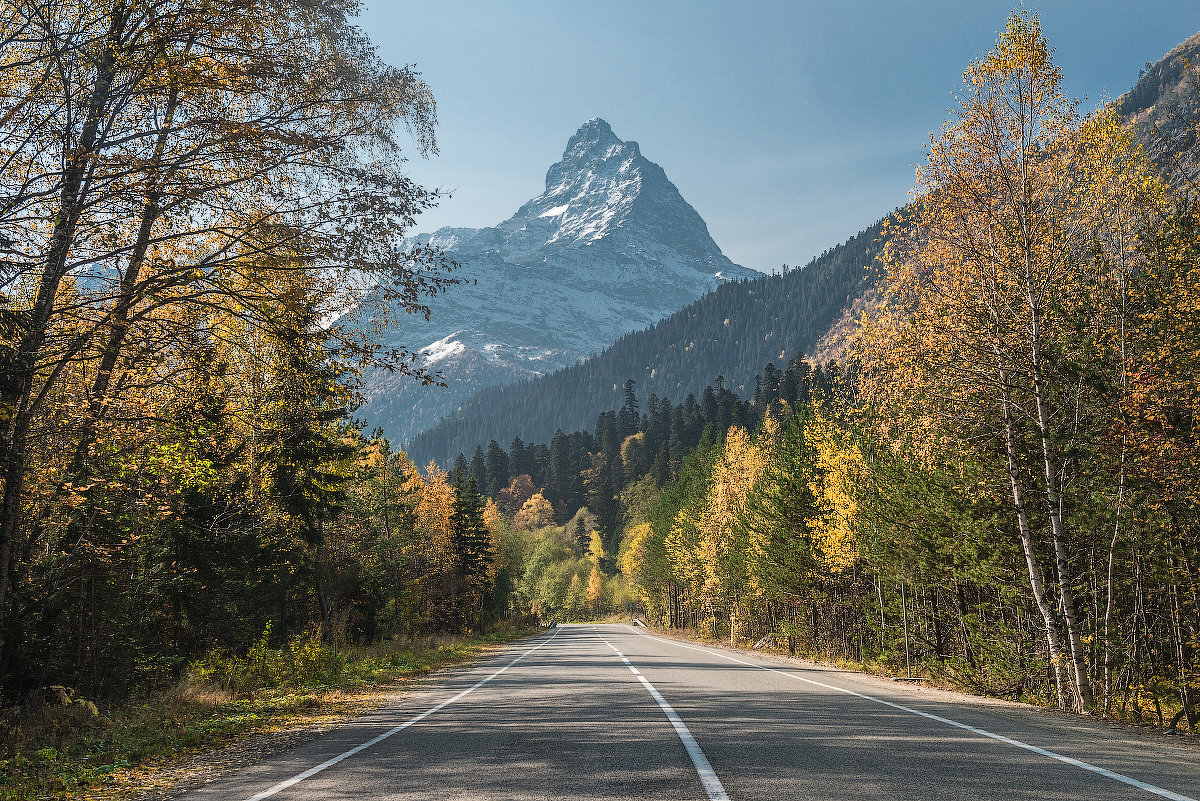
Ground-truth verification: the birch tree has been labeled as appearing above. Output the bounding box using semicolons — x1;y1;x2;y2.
856;12;1160;711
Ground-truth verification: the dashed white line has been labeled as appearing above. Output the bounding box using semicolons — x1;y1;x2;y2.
240;628;561;801
601;637;730;801
625;626;1197;801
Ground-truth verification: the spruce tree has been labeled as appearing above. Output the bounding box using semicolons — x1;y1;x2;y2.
451;476;494;630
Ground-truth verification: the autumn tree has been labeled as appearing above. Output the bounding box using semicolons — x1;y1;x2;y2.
496;474;536;515
514;491;554;530
856;12;1162;710
0;0;455;672
668;426;767;643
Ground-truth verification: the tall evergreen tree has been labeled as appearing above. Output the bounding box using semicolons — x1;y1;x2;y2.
451;476;494;630
484;439;509;497
619;379;640;435
469;445;487;491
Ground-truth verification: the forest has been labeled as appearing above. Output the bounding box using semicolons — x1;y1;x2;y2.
0;0;488;706
406;219;885;467
441;13;1200;733
2;7;1199;796
608;14;1200;728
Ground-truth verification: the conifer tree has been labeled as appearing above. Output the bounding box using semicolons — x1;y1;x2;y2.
451;476;494;630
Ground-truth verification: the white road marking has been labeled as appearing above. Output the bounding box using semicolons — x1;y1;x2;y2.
600;638;730;801
240;629;561;801
625;626;1197;801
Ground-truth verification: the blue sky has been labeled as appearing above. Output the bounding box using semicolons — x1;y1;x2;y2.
359;2;1200;273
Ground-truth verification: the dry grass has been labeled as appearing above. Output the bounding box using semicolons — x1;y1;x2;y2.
0;627;534;801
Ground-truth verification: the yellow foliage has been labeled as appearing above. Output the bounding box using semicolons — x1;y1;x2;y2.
668;426;768;618
483;499;507;580
410;462;456;571
514;491;554;530
588;530;606;565
621;523;653;583
586;565;604;612
806;414;863;573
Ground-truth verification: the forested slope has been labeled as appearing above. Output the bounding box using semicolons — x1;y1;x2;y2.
611;15;1200;726
406;219;885;466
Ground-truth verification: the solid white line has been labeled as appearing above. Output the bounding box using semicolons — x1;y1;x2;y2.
241;629;561;801
601;638;730;801
625;627;1197;801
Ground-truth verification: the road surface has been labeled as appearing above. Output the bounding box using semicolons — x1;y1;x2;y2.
176;624;1200;800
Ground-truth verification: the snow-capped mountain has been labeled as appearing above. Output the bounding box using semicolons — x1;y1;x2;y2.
361;118;760;446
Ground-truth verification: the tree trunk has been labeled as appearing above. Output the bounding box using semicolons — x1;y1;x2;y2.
0;13;124;668
1020;223;1092;710
999;371;1069;709
1104;269;1129;713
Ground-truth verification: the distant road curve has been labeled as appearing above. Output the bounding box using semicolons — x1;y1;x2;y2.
176;624;1200;801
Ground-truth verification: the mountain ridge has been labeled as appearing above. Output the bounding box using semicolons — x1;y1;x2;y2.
359;118;759;443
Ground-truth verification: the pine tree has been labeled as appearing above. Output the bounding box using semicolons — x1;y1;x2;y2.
484;439;509;497
451;476;494;630
619;378;640;435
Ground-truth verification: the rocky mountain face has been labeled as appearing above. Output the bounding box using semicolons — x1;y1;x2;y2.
360;118;758;445
1116;30;1200;187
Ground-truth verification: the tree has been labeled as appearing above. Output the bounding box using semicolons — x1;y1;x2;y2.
484;439;509;497
586;565;605;616
618;379;639;435
451;476;494;630
740;407;822;604
514;492;554;531
0;0;455;672
496;474;536;515
856;12;1162;710
668;426;767;643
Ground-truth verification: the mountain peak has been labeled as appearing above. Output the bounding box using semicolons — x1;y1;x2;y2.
566;117;617;147
559;117;638;165
371;118;759;446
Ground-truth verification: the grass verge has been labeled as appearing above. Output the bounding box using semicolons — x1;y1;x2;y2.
0;625;535;801
639;623;1198;737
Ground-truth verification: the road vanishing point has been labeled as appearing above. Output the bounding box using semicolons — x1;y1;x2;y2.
178;624;1200;801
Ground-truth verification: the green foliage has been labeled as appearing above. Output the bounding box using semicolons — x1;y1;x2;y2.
186;624;348;697
513;523;627;621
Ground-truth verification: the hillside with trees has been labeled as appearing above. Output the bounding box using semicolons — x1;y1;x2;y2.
407;220;884;466
610;13;1200;726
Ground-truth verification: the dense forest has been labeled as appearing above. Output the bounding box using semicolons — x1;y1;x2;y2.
448;354;834;551
406;220;885;467
0;0;483;705
608;15;1200;727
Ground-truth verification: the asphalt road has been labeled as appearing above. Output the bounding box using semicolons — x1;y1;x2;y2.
176;624;1200;801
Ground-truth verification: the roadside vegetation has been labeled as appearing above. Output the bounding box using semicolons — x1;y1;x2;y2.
0;626;530;801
